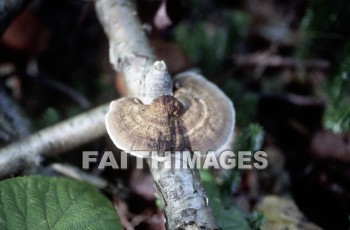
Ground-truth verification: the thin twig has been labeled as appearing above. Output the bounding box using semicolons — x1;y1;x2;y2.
50;163;108;189
234;54;330;70
1;71;91;109
23;73;91;109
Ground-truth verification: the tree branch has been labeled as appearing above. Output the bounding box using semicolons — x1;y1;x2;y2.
95;0;155;98
0;0;218;228
0;104;108;177
95;0;218;229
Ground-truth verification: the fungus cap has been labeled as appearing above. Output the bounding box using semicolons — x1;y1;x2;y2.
106;72;235;157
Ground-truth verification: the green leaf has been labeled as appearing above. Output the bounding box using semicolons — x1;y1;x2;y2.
224;80;258;128
39;107;61;128
298;0;350;62
216;207;251;230
174;10;248;76
0;176;123;230
234;124;264;153
200;170;251;230
324;42;350;133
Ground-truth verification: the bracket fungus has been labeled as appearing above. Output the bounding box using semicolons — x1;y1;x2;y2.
106;61;235;158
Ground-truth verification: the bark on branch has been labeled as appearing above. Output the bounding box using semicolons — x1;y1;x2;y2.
95;0;155;98
0;104;108;177
0;0;218;228
95;0;218;229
